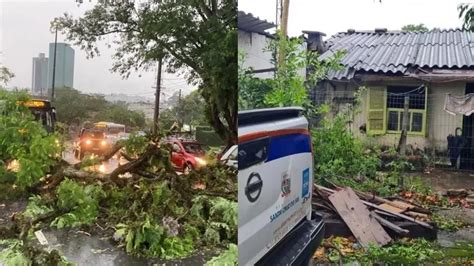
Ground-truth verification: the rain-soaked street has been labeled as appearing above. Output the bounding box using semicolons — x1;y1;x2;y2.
34;228;217;266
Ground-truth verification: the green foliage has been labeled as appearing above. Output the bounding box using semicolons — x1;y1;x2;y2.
159;91;209;131
195;126;224;147
238;51;273;110
51;179;105;228
205;244;237;266
312;110;380;181
0;239;72;266
0;66;15;86
115;215;194;259
432;214;465;232
123;133;148;158
264;31;344;108
0;239;30;266
459;4;474;31
401;24;429;32
54;87;146;128
190;196;237;244
349;239;442;264
0;90;61;189
55;0;237;145
23;195;53;219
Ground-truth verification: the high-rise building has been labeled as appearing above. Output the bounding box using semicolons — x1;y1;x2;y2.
31;53;48;96
47;43;75;90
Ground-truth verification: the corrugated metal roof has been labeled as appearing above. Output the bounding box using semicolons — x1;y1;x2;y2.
321;29;474;80
238;11;276;35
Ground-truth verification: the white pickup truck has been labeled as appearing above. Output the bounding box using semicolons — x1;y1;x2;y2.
238;107;325;265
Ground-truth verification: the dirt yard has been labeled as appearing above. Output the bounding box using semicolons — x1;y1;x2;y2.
409;168;474;191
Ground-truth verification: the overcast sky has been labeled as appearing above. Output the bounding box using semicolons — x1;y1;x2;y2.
0;0;192;99
238;0;473;37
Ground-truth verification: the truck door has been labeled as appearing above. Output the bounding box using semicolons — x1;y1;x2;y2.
171;142;185;170
238;115;313;265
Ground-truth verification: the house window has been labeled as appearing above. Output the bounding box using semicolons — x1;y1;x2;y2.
367;86;427;136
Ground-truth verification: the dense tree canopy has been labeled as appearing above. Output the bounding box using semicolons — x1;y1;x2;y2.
54;87;146;129
54;0;237;145
159;90;208;130
459;4;474;31
0;66;14;86
401;24;429;32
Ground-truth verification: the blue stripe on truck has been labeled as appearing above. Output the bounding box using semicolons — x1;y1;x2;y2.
266;133;312;162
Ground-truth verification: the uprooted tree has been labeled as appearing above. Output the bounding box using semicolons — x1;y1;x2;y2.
0;90;237;263
53;0;237;145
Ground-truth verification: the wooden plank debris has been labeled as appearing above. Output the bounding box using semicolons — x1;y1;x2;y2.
371;212;409;236
328;187;392;247
378;203;404;214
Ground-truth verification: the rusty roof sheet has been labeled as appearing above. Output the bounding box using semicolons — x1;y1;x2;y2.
320;29;474;80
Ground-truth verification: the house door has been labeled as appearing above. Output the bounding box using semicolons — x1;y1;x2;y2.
461;83;474;169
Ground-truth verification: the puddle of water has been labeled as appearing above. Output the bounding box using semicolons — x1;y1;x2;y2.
39;229;217;266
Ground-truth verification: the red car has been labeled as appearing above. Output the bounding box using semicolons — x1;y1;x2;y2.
166;139;207;174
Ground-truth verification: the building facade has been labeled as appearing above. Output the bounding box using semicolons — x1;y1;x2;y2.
47;42;75;90
315;29;474;169
31;53;48;96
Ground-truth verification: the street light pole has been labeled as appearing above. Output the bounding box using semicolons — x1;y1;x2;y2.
51;27;58;102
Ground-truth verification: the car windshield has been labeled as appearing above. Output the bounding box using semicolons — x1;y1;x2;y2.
83;131;104;139
182;143;203;153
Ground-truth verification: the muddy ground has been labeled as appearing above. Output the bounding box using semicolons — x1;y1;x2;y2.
409;168;474;191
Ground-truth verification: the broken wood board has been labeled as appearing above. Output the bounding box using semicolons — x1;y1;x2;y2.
405;211;429;219
392;200;416;210
378;203;404;214
328;187;392;247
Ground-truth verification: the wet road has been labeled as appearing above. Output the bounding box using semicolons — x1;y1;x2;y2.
37;228;218;266
63;150;125;174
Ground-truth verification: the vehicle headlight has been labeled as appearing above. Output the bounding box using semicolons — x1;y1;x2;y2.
85;139;91;145
195;157;207;166
101;140;107;146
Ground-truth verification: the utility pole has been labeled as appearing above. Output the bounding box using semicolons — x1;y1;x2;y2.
153;58;162;135
278;0;290;68
275;0;282;28
51;27;58;102
178;89;182;129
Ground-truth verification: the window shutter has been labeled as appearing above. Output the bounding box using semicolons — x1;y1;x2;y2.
367;87;387;135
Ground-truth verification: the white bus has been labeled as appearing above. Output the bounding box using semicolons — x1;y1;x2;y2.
94;122;126;135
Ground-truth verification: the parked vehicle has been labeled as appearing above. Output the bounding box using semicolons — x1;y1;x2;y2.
94;122;126;144
238;107;324;266
74;128;110;160
6;99;56;133
219;145;237;168
165;138;207;174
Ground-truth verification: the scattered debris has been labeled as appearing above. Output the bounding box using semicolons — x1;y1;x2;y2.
34;230;48;245
328;188;391;247
313;184;437;242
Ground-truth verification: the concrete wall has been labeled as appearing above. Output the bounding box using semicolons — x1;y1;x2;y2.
238;30;274;79
238;30;306;79
323;80;466;152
